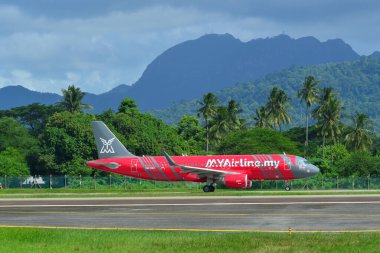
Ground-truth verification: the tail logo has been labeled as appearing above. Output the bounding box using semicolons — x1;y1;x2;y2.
100;138;115;154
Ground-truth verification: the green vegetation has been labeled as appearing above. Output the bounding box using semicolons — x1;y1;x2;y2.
265;87;292;131
197;92;219;152
59;85;92;113
0;85;195;177
345;112;374;152
0;148;29;176
218;128;301;155
0;78;379;180
38;111;96;175
152;56;380;132
2;188;380;199
297;76;320;157
177;115;205;152
0;228;379;253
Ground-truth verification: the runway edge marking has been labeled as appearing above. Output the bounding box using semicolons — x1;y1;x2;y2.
1;225;380;234
1;201;380;208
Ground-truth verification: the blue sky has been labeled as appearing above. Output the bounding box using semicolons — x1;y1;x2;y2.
0;0;379;94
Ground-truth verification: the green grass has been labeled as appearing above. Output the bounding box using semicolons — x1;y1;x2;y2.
0;188;380;198
0;228;379;253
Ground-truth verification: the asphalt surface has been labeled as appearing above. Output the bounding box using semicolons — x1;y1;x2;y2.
1;195;380;232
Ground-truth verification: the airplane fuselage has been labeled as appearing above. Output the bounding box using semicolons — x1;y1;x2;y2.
88;121;320;191
87;154;316;183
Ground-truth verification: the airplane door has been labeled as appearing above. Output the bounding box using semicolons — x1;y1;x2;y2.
130;159;138;173
161;163;168;174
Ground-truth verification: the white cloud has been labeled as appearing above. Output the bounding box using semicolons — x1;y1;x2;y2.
0;2;378;94
11;69;31;79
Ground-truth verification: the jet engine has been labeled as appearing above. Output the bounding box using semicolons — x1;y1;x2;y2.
223;174;252;189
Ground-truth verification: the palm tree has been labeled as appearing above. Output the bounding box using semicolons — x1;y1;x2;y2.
317;97;342;160
297;76;319;157
197;93;219;152
209;106;230;146
312;87;335;119
345;112;374;152
226;99;242;131
266;87;292;131
277;89;292;131
253;106;272;128
60;85;92;113
266;87;280;129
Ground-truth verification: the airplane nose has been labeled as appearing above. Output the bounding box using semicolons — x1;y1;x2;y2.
292;156;320;179
306;164;320;176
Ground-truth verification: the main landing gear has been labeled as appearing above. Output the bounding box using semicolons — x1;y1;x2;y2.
285;180;291;191
203;185;215;192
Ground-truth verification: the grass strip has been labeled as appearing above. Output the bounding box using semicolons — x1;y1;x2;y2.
0;228;379;253
0;188;380;198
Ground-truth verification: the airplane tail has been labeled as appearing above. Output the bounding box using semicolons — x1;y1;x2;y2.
91;121;135;158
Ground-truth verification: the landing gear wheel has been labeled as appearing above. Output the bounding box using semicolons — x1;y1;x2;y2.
285;185;291;191
203;185;215;192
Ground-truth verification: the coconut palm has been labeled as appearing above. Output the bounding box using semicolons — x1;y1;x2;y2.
266;87;292;131
276;89;292;131
197;92;219;152
226;99;243;131
253;106;272;128
60;85;92;113
297;76;319;157
209;106;230;146
317;97;342;160
345;112;374;152
312;87;335;119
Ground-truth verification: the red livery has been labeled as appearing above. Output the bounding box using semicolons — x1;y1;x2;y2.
87;121;320;192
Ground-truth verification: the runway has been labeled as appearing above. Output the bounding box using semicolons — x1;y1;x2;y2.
1;195;380;232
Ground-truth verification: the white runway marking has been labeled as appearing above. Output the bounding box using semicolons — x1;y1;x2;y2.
1;201;380;208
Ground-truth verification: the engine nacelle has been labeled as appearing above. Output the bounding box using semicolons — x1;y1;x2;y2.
223;174;252;189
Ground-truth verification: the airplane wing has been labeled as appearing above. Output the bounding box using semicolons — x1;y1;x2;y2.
163;150;238;178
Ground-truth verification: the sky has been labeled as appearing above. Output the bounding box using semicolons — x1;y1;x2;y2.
0;0;379;94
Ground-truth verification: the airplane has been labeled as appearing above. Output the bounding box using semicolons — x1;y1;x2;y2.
87;121;320;192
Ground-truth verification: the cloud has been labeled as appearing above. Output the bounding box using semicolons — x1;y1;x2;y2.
0;1;379;94
0;5;232;93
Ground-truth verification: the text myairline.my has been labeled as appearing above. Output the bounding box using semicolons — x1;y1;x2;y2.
206;158;280;169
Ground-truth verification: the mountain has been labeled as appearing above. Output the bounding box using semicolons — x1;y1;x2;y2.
0;85;61;110
0;34;362;113
126;34;359;110
0;84;132;112
83;84;131;112
151;56;380;132
371;51;380;58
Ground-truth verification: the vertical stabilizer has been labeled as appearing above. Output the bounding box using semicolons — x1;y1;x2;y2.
91;121;134;158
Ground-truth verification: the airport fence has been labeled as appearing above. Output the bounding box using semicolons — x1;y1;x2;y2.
0;174;380;191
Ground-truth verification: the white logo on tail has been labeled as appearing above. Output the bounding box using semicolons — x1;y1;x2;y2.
100;138;115;154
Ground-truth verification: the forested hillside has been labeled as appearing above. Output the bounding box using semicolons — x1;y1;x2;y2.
152;56;380;132
127;34;359;110
0;85;379;178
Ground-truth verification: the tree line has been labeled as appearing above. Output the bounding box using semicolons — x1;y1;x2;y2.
0;81;379;178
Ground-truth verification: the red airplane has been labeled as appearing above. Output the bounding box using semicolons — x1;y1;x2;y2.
87;121;320;192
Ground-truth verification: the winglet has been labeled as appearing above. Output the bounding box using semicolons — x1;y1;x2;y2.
162;150;177;166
